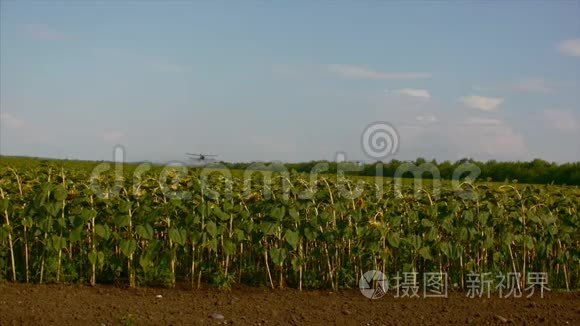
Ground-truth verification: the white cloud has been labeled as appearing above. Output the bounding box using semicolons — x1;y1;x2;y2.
0;112;24;129
248;135;298;158
416;115;437;122
558;38;580;57
472;78;555;95
451;124;527;160
459;95;504;111
326;64;431;80
512;78;555;94
391;88;431;100
397;118;528;161
543;109;578;132
20;24;69;41
465;117;503;125
271;65;302;79
102;131;124;143
152;63;192;73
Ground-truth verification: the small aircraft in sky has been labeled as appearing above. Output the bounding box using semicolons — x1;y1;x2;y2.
185;153;218;162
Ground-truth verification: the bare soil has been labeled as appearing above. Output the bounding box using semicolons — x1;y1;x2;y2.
0;283;578;325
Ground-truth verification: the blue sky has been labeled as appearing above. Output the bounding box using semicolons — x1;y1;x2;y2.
1;1;579;163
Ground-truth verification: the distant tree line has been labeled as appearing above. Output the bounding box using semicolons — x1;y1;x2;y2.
221;158;580;186
2;156;578;186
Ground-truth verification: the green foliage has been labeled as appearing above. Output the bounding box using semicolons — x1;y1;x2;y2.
0;158;578;291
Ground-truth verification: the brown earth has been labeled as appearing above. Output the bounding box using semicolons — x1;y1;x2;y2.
0;283;578;325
